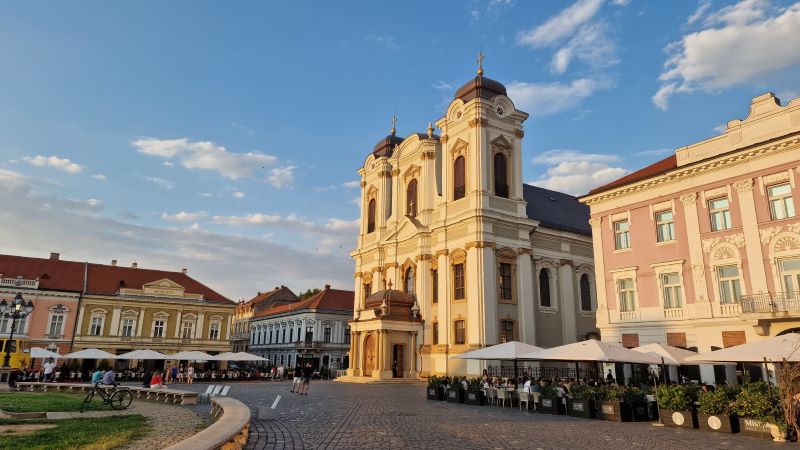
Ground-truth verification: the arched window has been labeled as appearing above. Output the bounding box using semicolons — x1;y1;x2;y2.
580;274;592;311
404;266;415;294
453;156;465;200
494;153;508;198
367;199;376;233
406;179;418;217
539;269;551;307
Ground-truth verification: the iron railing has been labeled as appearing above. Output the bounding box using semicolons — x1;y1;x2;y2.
739;291;800;313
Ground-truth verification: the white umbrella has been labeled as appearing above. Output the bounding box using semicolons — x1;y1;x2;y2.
233;352;267;361
29;347;62;359
453;341;543;360
686;333;800;363
168;350;216;361
632;343;726;366
214;351;238;361
115;349;169;360
63;348;117;360
520;340;663;365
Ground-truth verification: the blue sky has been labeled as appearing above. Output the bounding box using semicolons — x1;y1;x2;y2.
1;0;799;299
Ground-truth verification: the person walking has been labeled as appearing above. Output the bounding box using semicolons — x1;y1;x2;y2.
290;363;302;393
186;364;194;384
43;358;56;382
177;365;184;383
299;362;313;396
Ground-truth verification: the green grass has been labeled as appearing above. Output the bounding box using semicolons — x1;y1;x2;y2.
0;392;106;413
0;415;146;450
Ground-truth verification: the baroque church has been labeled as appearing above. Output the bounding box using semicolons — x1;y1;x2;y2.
346;62;598;380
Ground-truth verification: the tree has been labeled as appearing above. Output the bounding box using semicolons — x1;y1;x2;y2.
298;288;321;300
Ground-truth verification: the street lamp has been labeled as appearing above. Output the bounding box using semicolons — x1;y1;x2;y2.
0;293;34;368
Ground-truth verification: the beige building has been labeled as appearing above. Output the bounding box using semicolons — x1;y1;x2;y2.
580;93;800;384
347;67;597;380
231;286;298;352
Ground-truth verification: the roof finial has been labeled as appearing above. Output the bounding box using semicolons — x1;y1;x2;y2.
427;122;434;138
477;50;485;77
390;114;397;136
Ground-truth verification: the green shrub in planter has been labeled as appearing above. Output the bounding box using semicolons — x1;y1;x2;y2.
446;377;467;403
595;385;632;422
464;378;486;406
697;385;740;433
427;375;446;400
732;382;785;439
539;384;564;415
567;385;596;418
657;384;699;429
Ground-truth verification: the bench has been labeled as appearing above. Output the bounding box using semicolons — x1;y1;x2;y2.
16;382;199;405
165;397;250;450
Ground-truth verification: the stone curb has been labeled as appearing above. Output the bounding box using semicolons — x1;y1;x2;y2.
164;397;251;450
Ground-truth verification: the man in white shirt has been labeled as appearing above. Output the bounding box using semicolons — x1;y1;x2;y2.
43;359;56;382
523;378;532;394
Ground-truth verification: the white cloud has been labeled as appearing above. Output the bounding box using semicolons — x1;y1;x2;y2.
507;78;614;115
654;1;800;110
341;180;361;189
91;174;107;181
232;191;246;199
161;211;209;222
266;165;296;188
713;123;728;133
144;176;175;190
611;0;630;5
687;0;712;25
517;0;604;47
199;192;214;198
22;155;84;174
432;81;453;90
133;138;278;180
365;34;399;50
163;161;175;168
530;149;627;196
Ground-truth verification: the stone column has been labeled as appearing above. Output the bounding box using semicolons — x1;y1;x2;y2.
466;245;481;345
588;218;610;329
679;193;711;302
734;179;769;293
75;305;86;337
196;312;205;340
384;330;393;378
559;260;577;343
410;331;418;375
137;309;145;336
109;307;121;337
174;311;183;338
516;250;535;344
353;273;364;318
482;246;498;346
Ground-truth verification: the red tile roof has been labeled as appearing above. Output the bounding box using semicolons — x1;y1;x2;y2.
586;154;677;196
0;254;85;292
253;286;353;318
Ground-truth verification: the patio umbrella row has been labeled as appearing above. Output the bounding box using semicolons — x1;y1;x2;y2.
32;348;267;362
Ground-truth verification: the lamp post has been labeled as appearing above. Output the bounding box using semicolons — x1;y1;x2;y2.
0;292;35;368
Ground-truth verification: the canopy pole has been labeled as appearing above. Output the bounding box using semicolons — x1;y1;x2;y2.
652;357;665;427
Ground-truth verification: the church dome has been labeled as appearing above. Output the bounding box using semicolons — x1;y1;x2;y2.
364;289;420;321
372;133;404;158
454;75;507;102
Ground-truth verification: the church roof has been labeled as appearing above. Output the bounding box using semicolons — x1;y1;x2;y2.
523;184;591;236
454;75;507;102
372;133;404;158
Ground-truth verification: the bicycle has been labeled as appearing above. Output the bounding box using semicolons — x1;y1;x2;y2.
80;382;133;413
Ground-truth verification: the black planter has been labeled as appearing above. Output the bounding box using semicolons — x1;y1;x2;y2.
427;386;445;401
540;396;566;415
699;414;739;433
738;417;774;439
567;398;596;418
446;388;465;403
631;401;654;422
660;409;698;429
596;401;632;422
464;390;486;406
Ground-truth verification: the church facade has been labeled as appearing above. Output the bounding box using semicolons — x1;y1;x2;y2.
347;67;598;380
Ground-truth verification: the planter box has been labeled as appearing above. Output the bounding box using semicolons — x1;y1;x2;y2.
427;386;445;401
539;397;566;415
566;398;595;419
464;390;486;406
660;409;698;429
446;388;465;403
631;401;654;422
597;401;632;422
699;414;739;433
738;418;774;439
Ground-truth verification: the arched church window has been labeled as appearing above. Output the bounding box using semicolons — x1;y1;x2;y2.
494;153;508;198
453;156;465;200
404;266;415;294
367;199;376;233
580;274;592;311
539;269;551;307
406;179;418;217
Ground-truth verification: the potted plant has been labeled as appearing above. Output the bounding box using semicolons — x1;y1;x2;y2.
464;378;486;406
732;382;785;440
623;387;652;422
657;384;699;429
427;375;445;401
446;377;466;404
596;384;632;422
539;384;565;415
697;385;740;433
566;385;596;418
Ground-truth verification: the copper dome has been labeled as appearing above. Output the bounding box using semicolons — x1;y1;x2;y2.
454;75;507;102
364;289;420;321
372;134;404;158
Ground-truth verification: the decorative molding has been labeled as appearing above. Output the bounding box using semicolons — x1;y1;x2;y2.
449;138;468;156
514;129;524;138
679;193;697;205
588;217;602;227
490;135;513;150
728;232;746;248
775;235;800;252
788;223;800;234
733;179;754;193
383;262;399;270
440;135;449;144
760;226;783;244
360;180;366;188
353;272;362;278
517;248;533;255
468;118;488;128
391;168;400;177
713;246;737;260
701;237;720;254
414;253;434;262
434;249;449;257
763;171;789;185
402;164;421;181
464;241;495;250
703;233;745;254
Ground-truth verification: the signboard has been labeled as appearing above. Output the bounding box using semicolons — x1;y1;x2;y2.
302;353;314;359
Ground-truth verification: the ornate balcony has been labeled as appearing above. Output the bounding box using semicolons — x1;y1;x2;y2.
739;292;800;314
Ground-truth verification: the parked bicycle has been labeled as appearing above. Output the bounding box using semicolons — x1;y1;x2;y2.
80;382;133;413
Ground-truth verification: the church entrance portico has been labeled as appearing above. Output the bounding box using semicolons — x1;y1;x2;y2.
363;333;376;377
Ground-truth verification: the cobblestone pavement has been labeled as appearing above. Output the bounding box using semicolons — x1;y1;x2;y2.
90;399;205;450
178;381;783;450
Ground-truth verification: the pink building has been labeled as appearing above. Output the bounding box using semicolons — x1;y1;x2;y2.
580;93;800;384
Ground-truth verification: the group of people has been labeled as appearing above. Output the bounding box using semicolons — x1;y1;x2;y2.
289;362;315;396
90;367;117;385
163;364;195;384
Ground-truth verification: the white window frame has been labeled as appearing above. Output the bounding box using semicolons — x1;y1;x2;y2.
708;197;732;231
716;265;743;304
151;312;169;338
655;210;675;242
614;220;631;250
88;309;107;336
768;183;795;221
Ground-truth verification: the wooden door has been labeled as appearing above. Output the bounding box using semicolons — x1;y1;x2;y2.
394;344;404;378
363;334;375;377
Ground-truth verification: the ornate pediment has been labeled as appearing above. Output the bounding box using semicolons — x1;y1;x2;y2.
142;278;186;297
490;135;513;150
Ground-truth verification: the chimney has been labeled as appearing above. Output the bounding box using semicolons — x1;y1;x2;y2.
111;260;117;267
131;262;138;269
325;284;331;290
181;268;187;274
50;252;60;260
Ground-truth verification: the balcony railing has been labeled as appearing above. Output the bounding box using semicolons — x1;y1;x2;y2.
740;291;800;314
